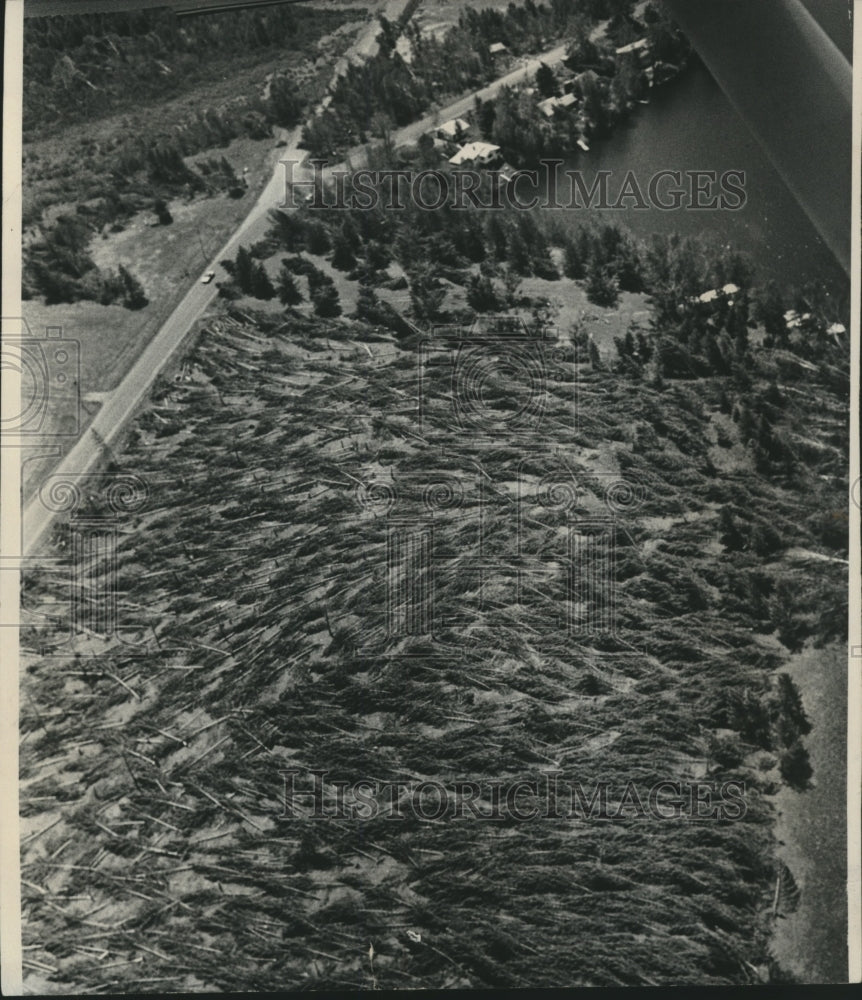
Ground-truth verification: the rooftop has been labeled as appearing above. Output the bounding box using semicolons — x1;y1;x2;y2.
615;37;649;55
436;117;470;138
449;141;501;165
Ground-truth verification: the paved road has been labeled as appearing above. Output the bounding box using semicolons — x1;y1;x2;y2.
23;33;571;555
22;126;304;554
395;44;569;147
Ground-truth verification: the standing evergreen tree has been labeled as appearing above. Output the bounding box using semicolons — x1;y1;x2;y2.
154;198;173;225
235;245;255;293
277;262;302;305
563;237;586;279
251;262;275;300
586;261;619;307
306;221;331;255
118;265;148;309
312;282;341;317
475;95;496;139
330;230;357;272
409;268;446;323
535;62;558;98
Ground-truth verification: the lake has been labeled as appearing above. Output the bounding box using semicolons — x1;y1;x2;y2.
546;59;848;294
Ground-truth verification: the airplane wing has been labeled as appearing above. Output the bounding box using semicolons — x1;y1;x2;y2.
663;0;851;276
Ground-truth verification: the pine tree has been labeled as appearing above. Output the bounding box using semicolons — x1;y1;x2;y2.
355;281;381;323
312;282;341;317
563;237;586;279
277;264;302;305
235;245;255;294
466;274;500;313
586;261;619;307
118;264;148;309
779;740;813;791
409;269;446;323
535;61;558;98
330;230;357;272
306;221;331;255
154;198;173;225
251;262;275;300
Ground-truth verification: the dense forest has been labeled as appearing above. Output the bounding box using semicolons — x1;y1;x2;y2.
23;3;354;134
22;3;363;308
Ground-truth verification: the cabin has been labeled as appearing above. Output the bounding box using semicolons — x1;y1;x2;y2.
694;283;740;305
488;41;511;66
615;37;651;64
449;141;502;167
537;96;558;119
537;92;578;119
435;118;470;143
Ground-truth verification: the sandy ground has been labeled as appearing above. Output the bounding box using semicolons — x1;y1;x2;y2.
770;642;848;982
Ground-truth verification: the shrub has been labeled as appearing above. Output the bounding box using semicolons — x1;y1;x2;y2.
779;740;813;791
311;282;341;317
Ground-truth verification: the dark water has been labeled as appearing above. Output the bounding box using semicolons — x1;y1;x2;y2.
547;60;848;294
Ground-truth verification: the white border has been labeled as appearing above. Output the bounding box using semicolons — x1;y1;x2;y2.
848;1;861;984
1;0;24;994
0;0;859;990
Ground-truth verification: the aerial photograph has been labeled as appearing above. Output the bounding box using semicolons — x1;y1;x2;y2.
5;0;855;992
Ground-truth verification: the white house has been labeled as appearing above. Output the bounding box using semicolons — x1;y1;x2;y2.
449;141;502;167
615;37;649;57
695;283;741;305
435;117;470;143
489;41;509;57
537;92;578;119
537;96;558;119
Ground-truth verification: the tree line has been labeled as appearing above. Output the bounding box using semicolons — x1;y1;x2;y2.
24;3;355;134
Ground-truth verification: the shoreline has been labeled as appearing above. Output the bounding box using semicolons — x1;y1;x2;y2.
770;643;848;981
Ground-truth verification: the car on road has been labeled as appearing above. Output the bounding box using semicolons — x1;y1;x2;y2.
201;271;216;284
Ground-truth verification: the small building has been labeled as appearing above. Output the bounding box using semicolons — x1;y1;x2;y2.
694;283;741;305
435;117;470;143
537;96;558;119
489;42;509;57
615;37;650;58
496;163;520;185
537;92;578;119
784;309;812;329
449;141;502;167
